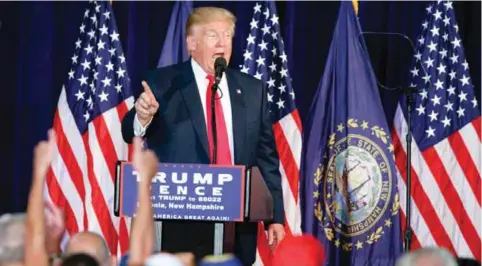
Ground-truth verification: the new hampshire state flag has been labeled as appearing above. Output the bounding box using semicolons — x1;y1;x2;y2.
300;2;403;265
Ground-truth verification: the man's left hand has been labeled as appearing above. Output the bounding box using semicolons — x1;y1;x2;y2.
268;223;285;250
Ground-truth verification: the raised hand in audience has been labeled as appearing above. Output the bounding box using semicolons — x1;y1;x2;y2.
44;202;65;255
128;137;158;266
25;129;57;266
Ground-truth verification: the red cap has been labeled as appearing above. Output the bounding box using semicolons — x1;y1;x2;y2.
271;234;325;266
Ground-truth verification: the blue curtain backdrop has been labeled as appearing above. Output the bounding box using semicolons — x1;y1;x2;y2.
0;1;479;214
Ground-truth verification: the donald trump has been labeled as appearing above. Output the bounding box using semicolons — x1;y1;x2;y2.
122;7;285;265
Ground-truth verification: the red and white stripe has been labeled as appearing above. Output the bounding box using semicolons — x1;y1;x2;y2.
45;87;134;257
392;105;481;261
254;109;303;266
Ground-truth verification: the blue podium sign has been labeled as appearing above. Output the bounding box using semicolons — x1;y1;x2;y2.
118;162;246;222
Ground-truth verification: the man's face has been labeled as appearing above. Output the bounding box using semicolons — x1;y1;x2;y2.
188;20;233;74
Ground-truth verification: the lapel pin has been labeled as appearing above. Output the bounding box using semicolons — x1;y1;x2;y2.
236;89;242;94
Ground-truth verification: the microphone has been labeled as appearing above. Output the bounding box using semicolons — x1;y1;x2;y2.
210;57;227;166
214;57;227;87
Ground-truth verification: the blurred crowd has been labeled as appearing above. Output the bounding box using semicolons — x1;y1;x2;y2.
0;130;478;266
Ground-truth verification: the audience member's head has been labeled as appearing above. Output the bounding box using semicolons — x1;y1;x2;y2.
199;254;242;266
61;253;99;266
144;253;184;266
395;247;457;266
0;213;26;266
65;232;115;266
271;234;325;266
119;252;195;266
457;257;481;266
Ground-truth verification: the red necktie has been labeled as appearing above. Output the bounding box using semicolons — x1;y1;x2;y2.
205;75;232;165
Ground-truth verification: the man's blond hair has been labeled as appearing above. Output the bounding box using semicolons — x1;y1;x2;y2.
186;7;236;36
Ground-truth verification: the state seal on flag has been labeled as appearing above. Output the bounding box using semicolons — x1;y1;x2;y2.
324;134;391;237
313;118;400;250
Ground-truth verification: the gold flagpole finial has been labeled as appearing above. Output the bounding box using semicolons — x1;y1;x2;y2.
352;0;359;15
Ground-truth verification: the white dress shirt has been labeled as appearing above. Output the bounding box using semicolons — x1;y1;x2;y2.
133;59;234;163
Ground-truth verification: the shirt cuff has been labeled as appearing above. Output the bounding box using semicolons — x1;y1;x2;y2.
133;114;152;137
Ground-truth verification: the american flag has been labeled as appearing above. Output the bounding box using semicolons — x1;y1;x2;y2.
392;0;480;260
45;0;133;256
240;2;302;265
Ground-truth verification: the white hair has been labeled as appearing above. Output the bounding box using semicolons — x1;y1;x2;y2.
65;231;110;266
396;247;457;266
144;253;184;266
0;213;26;263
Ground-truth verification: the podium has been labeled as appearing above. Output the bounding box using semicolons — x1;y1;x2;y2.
114;162;273;255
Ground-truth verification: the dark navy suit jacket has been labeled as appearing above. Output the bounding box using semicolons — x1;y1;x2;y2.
121;59;284;264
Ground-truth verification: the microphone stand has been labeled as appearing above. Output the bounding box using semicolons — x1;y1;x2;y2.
211;75;223;256
357;30;424;253
401;86;417;252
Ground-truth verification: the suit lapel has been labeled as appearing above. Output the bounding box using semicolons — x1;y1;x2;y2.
176;60;210;159
176;62;247;164
226;70;246;164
